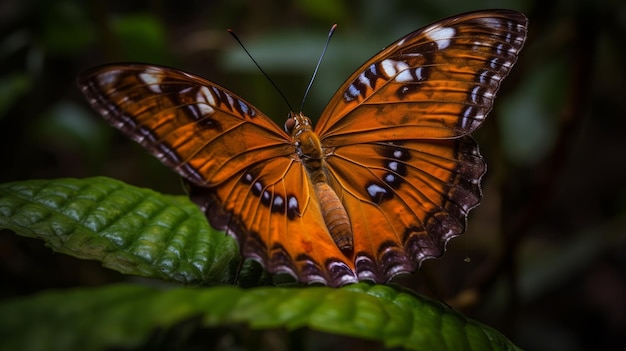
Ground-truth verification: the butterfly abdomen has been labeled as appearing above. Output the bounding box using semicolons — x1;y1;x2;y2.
314;182;353;252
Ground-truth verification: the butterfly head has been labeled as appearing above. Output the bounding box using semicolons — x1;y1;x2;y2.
284;112;313;138
285;111;325;166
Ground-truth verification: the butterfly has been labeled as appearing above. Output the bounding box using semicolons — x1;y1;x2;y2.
78;10;528;287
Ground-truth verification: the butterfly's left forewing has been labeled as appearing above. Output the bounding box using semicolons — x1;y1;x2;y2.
79;64;293;186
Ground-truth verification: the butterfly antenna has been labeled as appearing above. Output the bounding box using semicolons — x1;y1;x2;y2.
300;24;337;113
227;29;295;112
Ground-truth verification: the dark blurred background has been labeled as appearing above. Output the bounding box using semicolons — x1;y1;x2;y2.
1;0;625;350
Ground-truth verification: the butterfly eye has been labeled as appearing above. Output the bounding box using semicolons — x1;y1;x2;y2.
284;116;295;134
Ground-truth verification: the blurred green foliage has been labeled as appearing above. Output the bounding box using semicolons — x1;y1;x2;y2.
1;0;626;350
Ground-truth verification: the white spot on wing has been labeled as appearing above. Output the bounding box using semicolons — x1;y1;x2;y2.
367;183;387;198
346;84;359;98
196;87;216;115
424;25;455;50
273;195;284;208
505;32;513;44
225;92;235;109
196;103;214;116
414;67;425;81
253;182;263;194
288;196;299;211
496;43;505;55
262;190;271;202
237;99;250;115
461;106;477;129
198;86;215;106
490;57;500;69
381;59;409;79
471;86;481;104
388;161;399;171
479;70;489;84
138;70;163;93
395;70;413;82
100;71;120;86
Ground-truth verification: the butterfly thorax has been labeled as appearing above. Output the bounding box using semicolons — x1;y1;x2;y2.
287;112;354;253
288;112;324;180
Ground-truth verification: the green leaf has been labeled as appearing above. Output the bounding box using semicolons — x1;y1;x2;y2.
0;177;241;285
0;177;521;349
0;283;521;351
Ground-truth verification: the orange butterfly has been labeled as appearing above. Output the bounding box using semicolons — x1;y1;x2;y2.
78;10;528;287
